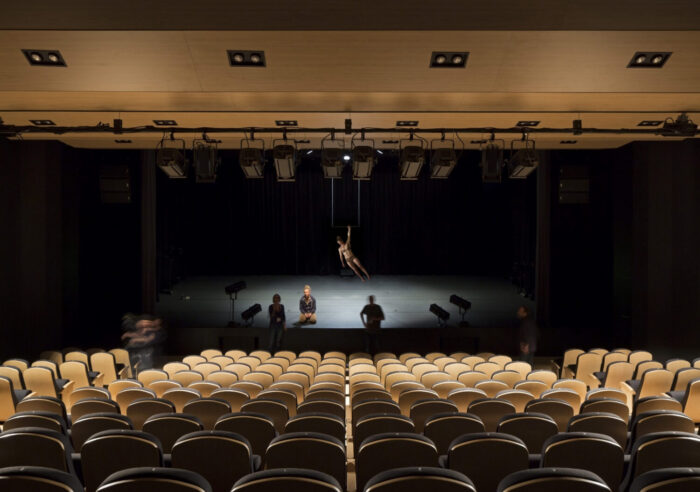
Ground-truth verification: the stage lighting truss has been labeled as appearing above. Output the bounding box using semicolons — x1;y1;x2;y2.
239;137;265;179
430;137;459;179
192;135;221;183
272;136;298;182
508;136;539;179
351;134;375;180
399;135;426;180
321;134;346;179
479;137;505;183
156;133;189;179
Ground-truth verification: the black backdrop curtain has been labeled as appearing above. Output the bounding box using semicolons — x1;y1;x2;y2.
157;150;534;277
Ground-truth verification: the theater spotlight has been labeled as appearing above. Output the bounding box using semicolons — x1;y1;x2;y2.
429;303;450;328
351;134;375;180
225;280;247;327
241;303;262;325
239;137;265;178
192;135;221;183
321;134;346;179
430;137;458;179
508;137;538;179
156;133;188;179
450;295;472;327
272;137;297;182
480;138;504;183
399;137;425;180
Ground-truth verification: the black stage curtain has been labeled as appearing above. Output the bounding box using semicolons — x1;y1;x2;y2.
157;150;534;277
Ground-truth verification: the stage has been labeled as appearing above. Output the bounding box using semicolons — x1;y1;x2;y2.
157;275;533;355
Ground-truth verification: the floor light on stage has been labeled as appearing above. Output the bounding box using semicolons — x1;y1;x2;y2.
239;138;265;178
272;138;297;182
429;303;450;328
399;140;425;180
225;281;247;327
192;136;221;183
430;139;458;179
156;133;189;179
508;138;538;179
241;304;262;326
450;295;472;327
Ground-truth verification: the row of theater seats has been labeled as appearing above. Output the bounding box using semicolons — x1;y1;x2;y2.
0;347;698;491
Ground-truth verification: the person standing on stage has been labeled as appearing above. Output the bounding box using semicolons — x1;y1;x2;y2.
337;225;370;281
298;284;317;324
517;305;538;365
361;295;385;354
268;294;286;351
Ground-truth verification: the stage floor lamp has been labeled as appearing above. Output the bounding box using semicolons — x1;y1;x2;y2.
450;295;472;327
429;303;450;328
225;281;247;327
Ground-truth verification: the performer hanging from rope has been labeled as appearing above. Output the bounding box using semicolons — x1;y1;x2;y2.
337;225;370;281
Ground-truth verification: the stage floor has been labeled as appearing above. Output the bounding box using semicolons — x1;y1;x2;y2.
156;275;533;330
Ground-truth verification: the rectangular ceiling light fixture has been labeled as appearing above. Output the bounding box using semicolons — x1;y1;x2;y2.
275;120;298;126
114;139;132;144
22;49;66;67
627;52;671;68
560;140;578;144
228;50;266;67
637;120;663;127
516;121;540;127
430;51;468;68
29;119;56;126
396;121;419;127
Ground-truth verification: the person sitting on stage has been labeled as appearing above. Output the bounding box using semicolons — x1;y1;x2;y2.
337;224;370;281
268;294;286;351
360;295;385;354
298;285;317;324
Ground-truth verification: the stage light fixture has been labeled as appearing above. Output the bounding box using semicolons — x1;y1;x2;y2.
480;139;504;183
430;138;458;179
516;121;540;127
657;113;697;137
628;51;671;68
352;140;376;180
321;135;346;179
638;120;663;127
156;133;189;179
192;135;220;183
239;137;265;178
430;51;468;68
272;138;297;182
429;304;450;327
508;138;538;179
30;119;55;126
22;49;66;66
227;50;266;67
241;303;262;324
275;120;298;127
225;281;247;296
572;119;583;135
153;120;178;126
450;294;472;327
399;143;425;180
396;121;419;127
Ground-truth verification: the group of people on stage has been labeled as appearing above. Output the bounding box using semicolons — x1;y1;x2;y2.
267;284;385;352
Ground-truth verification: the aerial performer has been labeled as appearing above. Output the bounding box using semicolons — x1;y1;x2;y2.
337;225;370;281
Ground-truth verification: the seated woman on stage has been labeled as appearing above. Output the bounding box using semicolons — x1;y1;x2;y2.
268;294;286;351
337;225;370;281
298;285;317;324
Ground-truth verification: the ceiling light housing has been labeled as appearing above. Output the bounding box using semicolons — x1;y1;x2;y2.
228;50;266;67
560;140;578;144
156;135;189;179
22;49;66;67
430;140;458;179
275;120;298;127
272;139;297;182
153;120;177;126
352;141;375;181
657;113;698;137
481;141;504;183
396;121;419;127
239;138;265;179
321;137;345;179
516;121;540;127
508;139;538;179
399;142;425;181
627;51;671;68
192;137;220;183
430;51;468;68
30;119;55;126
637;120;663;127
114;139;132;144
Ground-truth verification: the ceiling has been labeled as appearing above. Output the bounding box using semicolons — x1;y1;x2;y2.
1;3;699;149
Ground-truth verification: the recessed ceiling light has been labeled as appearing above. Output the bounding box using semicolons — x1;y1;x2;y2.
396;121;418;127
275;120;298;127
227;50;266;67
628;51;671;68
516;121;540;127
637;120;663;127
153;120;177;126
30;119;55;126
22;49;66;67
115;139;132;144
560;140;578;144
430;51;468;68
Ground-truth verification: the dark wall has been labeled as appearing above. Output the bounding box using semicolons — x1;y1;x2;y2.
0;141;143;359
157;150;534;278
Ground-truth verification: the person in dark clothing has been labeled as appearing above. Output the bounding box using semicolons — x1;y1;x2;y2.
361;295;385;354
517;305;538;365
298;285;317;324
121;314;165;371
268;293;286;352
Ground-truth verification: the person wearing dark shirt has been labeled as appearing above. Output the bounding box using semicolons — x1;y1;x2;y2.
268;294;286;352
298;285;317;324
361;295;385;354
517;305;538;365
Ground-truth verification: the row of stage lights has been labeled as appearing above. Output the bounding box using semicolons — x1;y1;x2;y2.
157;131;540;184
